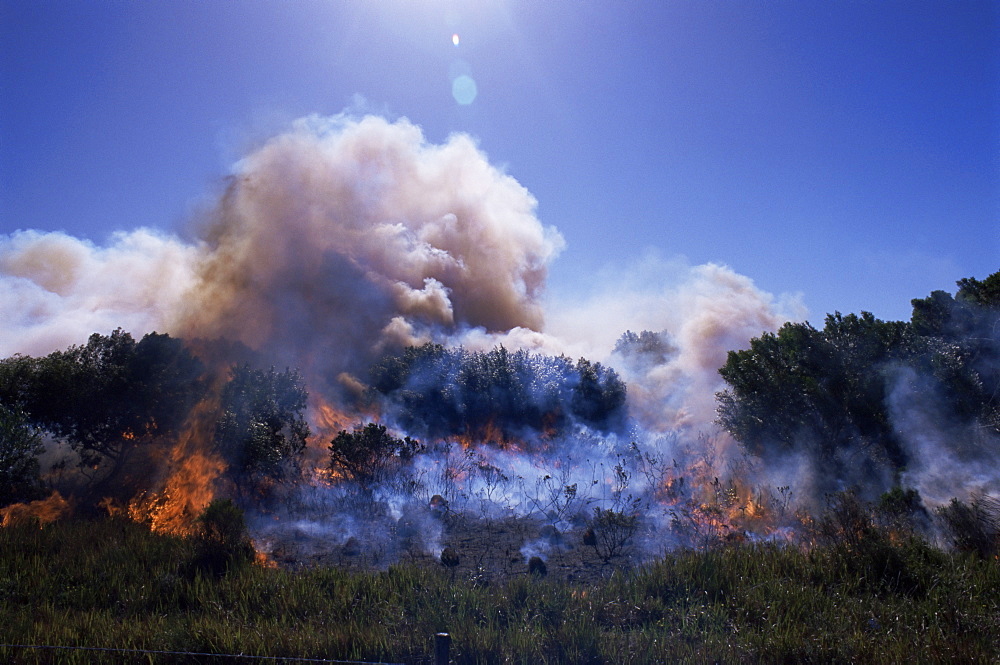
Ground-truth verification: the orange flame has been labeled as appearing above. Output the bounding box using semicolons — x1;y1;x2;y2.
1;491;72;527
128;395;227;536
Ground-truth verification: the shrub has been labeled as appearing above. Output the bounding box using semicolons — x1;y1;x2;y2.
329;423;423;488
937;495;1000;558
193;498;255;575
585;507;640;564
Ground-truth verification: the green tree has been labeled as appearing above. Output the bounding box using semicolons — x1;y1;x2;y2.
0;330;206;489
214;364;310;478
718;271;1000;491
0;403;45;506
717;313;920;481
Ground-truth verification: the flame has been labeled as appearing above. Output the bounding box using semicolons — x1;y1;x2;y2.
1;491;72;527
127;395;227;536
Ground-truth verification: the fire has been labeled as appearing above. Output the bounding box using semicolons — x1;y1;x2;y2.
1;491;72;527
128;395;227;536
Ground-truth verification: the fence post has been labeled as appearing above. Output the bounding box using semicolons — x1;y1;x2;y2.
434;632;450;665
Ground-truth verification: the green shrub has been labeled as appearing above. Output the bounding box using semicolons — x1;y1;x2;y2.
193;499;255;575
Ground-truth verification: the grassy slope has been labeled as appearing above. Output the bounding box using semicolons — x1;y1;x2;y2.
1;518;999;664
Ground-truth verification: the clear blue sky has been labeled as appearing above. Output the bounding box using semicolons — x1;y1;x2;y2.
2;0;997;323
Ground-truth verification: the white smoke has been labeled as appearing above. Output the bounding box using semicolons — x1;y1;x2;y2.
0;228;201;357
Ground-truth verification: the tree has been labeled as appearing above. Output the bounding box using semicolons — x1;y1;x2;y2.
214;364;310;478
612;329;675;372
329;422;422;487
0;403;44;506
0;330;206;488
570;357;627;429
910;271;1000;433
367;343;628;442
717;313;919;482
717;271;1000;491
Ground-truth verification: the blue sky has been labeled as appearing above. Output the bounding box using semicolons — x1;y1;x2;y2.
2;0;997;324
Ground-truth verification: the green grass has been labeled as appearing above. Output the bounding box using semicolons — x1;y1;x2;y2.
1;518;999;663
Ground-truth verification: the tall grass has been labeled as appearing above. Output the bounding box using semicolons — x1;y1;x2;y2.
1;518;999;663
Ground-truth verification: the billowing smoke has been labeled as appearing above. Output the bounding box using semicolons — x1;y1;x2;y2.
2;112;827;570
0;229;199;357
173;114;564;395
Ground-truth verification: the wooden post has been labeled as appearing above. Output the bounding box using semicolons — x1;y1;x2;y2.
434;632;450;665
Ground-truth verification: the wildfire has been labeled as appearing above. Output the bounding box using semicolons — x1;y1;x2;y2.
128;395;227;536
0;491;72;527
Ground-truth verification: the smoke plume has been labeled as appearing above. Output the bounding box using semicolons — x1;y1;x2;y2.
2;113;820;566
174;114;565;393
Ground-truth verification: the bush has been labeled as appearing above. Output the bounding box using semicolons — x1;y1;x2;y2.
937;495;1000;558
193;498;255;575
585;507;640;564
329;423;422;488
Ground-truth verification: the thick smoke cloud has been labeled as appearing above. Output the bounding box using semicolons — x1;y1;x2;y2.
547;255;802;433
173;115;565;391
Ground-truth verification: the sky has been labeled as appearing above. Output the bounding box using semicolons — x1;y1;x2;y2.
1;0;998;326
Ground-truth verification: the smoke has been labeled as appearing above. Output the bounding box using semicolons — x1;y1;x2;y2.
890;366;1000;509
173;114;564;393
549;254;803;432
0;228;200;357
2;112;817;567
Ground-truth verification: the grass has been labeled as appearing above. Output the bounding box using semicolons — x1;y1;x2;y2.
1;518;999;663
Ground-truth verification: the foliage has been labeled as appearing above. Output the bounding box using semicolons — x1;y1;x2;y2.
368;343;627;442
717;270;1000;488
193;498;256;575
0;402;45;506
214;364;309;478
329;422;423;487
0;330;206;487
936;495;1000;558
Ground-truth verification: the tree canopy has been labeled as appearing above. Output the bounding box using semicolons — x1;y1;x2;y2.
214;364;310;478
367;344;627;442
329;422;422;488
0;330;206;485
717;271;1000;490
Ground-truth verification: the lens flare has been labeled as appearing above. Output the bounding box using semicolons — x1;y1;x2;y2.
452;74;477;105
